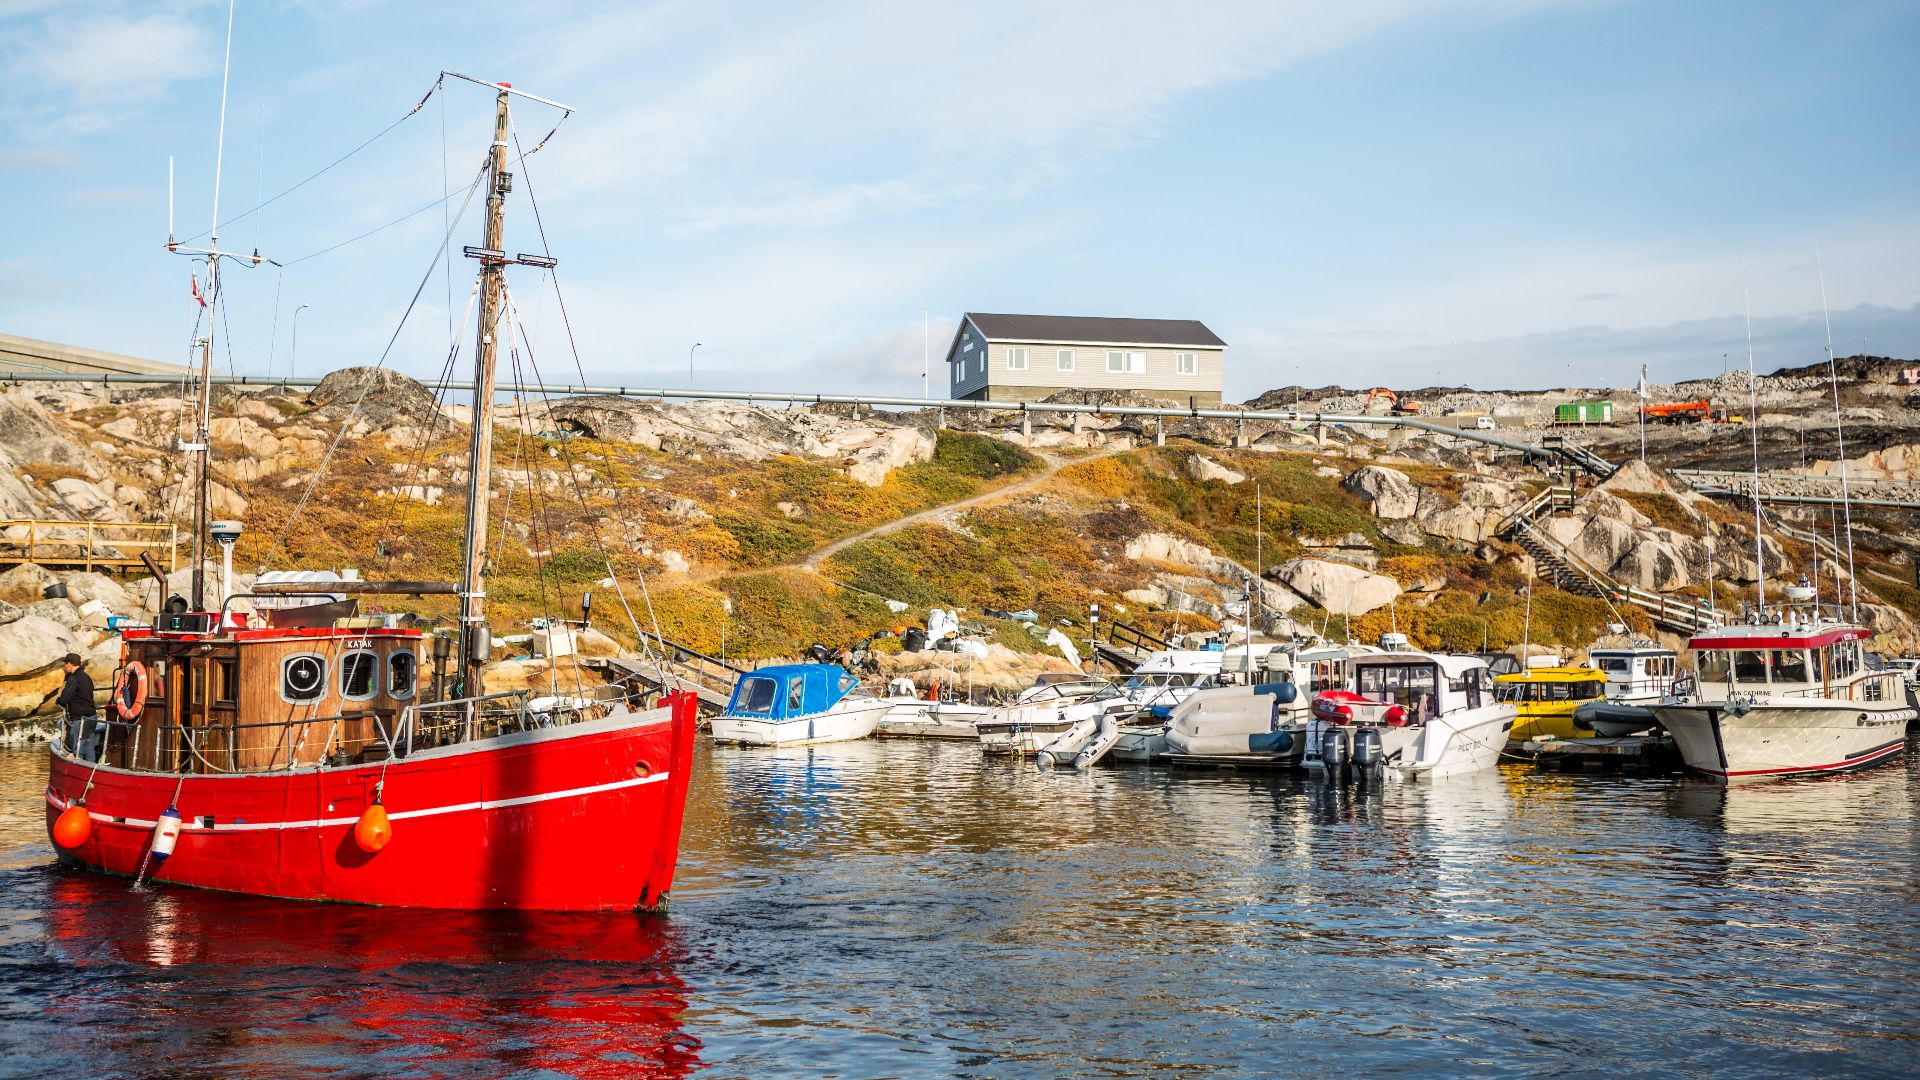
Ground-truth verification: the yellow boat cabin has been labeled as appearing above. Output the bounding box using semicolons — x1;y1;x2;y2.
1492;666;1607;740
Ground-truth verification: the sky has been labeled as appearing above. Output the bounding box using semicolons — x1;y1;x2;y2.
2;0;1916;402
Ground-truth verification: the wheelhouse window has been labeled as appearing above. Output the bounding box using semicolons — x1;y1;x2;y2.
1057;349;1074;371
1593;656;1630;673
340;651;378;701
1772;650;1809;683
786;679;806;714
1698;651;1729;681
1007;347;1029;370
1356;663;1438;706
217;660;238;703
736;677;777;715
281;654;327;704
389;651;418;699
1175;352;1198;375
1733;651;1770;684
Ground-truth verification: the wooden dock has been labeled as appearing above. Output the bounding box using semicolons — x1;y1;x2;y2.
1504;736;1680;772
0;520;179;574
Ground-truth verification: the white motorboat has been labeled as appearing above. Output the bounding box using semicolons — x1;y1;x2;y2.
1305;641;1513;780
977;675;1111;754
874;679;991;738
710;664;891;746
1650;614;1914;781
1572;635;1680;737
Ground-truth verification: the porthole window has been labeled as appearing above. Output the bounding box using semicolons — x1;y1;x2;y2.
282;654;328;704
340;651;378;701
389;651;418;699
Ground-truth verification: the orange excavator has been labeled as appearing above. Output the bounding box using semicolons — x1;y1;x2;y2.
1364;388;1423;415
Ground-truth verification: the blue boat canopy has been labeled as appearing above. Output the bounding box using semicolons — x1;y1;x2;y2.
724;664;862;719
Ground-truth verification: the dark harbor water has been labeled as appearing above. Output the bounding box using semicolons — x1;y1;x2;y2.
2;738;1918;1078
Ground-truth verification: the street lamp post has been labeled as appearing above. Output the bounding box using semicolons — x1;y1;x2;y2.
690;342;702;392
289;303;310;388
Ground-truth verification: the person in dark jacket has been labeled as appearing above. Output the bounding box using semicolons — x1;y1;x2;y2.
58;653;98;762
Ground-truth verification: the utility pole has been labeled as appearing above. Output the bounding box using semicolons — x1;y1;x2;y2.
458;84;513;696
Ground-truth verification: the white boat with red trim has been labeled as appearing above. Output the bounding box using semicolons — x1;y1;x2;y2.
1306;641;1513;780
1651;615;1913;782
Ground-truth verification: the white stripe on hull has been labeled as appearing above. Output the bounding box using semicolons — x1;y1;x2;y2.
1654;701;1911;780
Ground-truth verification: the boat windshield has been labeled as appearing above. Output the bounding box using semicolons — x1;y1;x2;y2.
1733;651;1770;684
1592;656;1631;673
736;677;778;714
1356;663;1438;706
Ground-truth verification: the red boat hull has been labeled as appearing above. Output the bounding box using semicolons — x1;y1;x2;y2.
44;694;698;911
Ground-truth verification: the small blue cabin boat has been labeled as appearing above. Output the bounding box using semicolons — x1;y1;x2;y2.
709;664;888;747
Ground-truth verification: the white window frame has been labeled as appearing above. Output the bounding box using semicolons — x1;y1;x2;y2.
339;650;380;702
388;649;418;700
1175;352;1197;375
1007;347;1028;371
1057;349;1074;372
1107;350;1145;374
280;653;328;705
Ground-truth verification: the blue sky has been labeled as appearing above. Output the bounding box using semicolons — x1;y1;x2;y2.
2;0;1916;402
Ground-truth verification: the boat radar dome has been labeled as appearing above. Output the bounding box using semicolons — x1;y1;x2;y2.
209;519;244;543
1379;632;1410;651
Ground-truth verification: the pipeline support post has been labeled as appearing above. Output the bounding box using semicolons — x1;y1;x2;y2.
1155;414;1165;446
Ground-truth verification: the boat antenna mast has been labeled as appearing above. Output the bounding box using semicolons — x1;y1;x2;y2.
164;0;268;614
1743;264;1764;619
1815;242;1859;622
444;72;574;698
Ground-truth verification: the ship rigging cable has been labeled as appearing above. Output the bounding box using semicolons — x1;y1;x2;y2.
257;157;489;572
175;76;443;246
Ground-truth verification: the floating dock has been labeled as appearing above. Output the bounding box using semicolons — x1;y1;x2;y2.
1165;752;1297;771
1504;736;1680;772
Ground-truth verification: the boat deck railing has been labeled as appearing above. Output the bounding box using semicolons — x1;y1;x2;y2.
65;708;397;774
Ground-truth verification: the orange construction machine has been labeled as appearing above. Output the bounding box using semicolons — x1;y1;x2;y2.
1640;399;1711;423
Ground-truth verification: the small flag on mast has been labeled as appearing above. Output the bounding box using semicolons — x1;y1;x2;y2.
191;271;206;307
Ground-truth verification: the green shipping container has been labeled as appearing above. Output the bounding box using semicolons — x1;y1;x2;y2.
1554;402;1614;424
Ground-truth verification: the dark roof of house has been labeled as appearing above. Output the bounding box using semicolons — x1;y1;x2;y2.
964;313;1226;348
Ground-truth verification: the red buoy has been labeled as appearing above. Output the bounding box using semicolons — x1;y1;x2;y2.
52;804;92;848
354;803;392;853
1384;705;1409;727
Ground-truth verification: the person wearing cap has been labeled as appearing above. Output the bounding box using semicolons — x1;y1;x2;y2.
58;652;98;762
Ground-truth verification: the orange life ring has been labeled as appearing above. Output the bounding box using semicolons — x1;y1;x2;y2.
112;661;147;722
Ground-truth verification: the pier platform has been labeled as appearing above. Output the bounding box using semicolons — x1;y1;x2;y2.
1504;736;1680;772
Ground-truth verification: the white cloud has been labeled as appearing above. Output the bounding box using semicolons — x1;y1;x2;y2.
533;0;1550;234
3;4;214;134
0;147;71;170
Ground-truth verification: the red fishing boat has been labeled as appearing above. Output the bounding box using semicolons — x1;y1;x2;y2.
44;75;698;909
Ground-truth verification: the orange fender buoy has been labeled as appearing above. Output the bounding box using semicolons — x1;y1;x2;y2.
926;680;940;702
52;804;92;848
354;803;392;853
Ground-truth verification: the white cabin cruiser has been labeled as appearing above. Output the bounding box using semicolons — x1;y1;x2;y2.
1651;614;1914;781
710;664;890;746
1573;637;1680;737
1306;642;1513;780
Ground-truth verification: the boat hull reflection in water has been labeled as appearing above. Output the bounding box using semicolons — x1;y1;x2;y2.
36;870;698;1077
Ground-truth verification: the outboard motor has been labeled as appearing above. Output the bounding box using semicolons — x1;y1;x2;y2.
1320;725;1350;783
1351;726;1384;784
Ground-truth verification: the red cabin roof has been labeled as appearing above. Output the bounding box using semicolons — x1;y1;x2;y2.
1686;626;1869;651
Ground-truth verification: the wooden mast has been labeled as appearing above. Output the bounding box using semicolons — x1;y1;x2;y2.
458;84;512;697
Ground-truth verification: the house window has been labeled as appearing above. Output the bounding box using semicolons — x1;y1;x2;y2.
977;355;985;374
1106;350;1145;374
1057;349;1074;371
1007;348;1028;370
952;363;961;384
963;340;974;352
1175;352;1198;375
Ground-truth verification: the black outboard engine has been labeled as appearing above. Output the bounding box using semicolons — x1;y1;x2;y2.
1320;725;1350;784
1351;726;1384;785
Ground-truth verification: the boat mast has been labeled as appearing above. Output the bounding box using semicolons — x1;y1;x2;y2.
458;84;512;694
191;257;215;611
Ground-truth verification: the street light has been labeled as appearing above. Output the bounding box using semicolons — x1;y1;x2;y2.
690;342;702;392
290;303;310;387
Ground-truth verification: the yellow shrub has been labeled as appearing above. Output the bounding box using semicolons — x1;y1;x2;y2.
1059;457;1133;497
